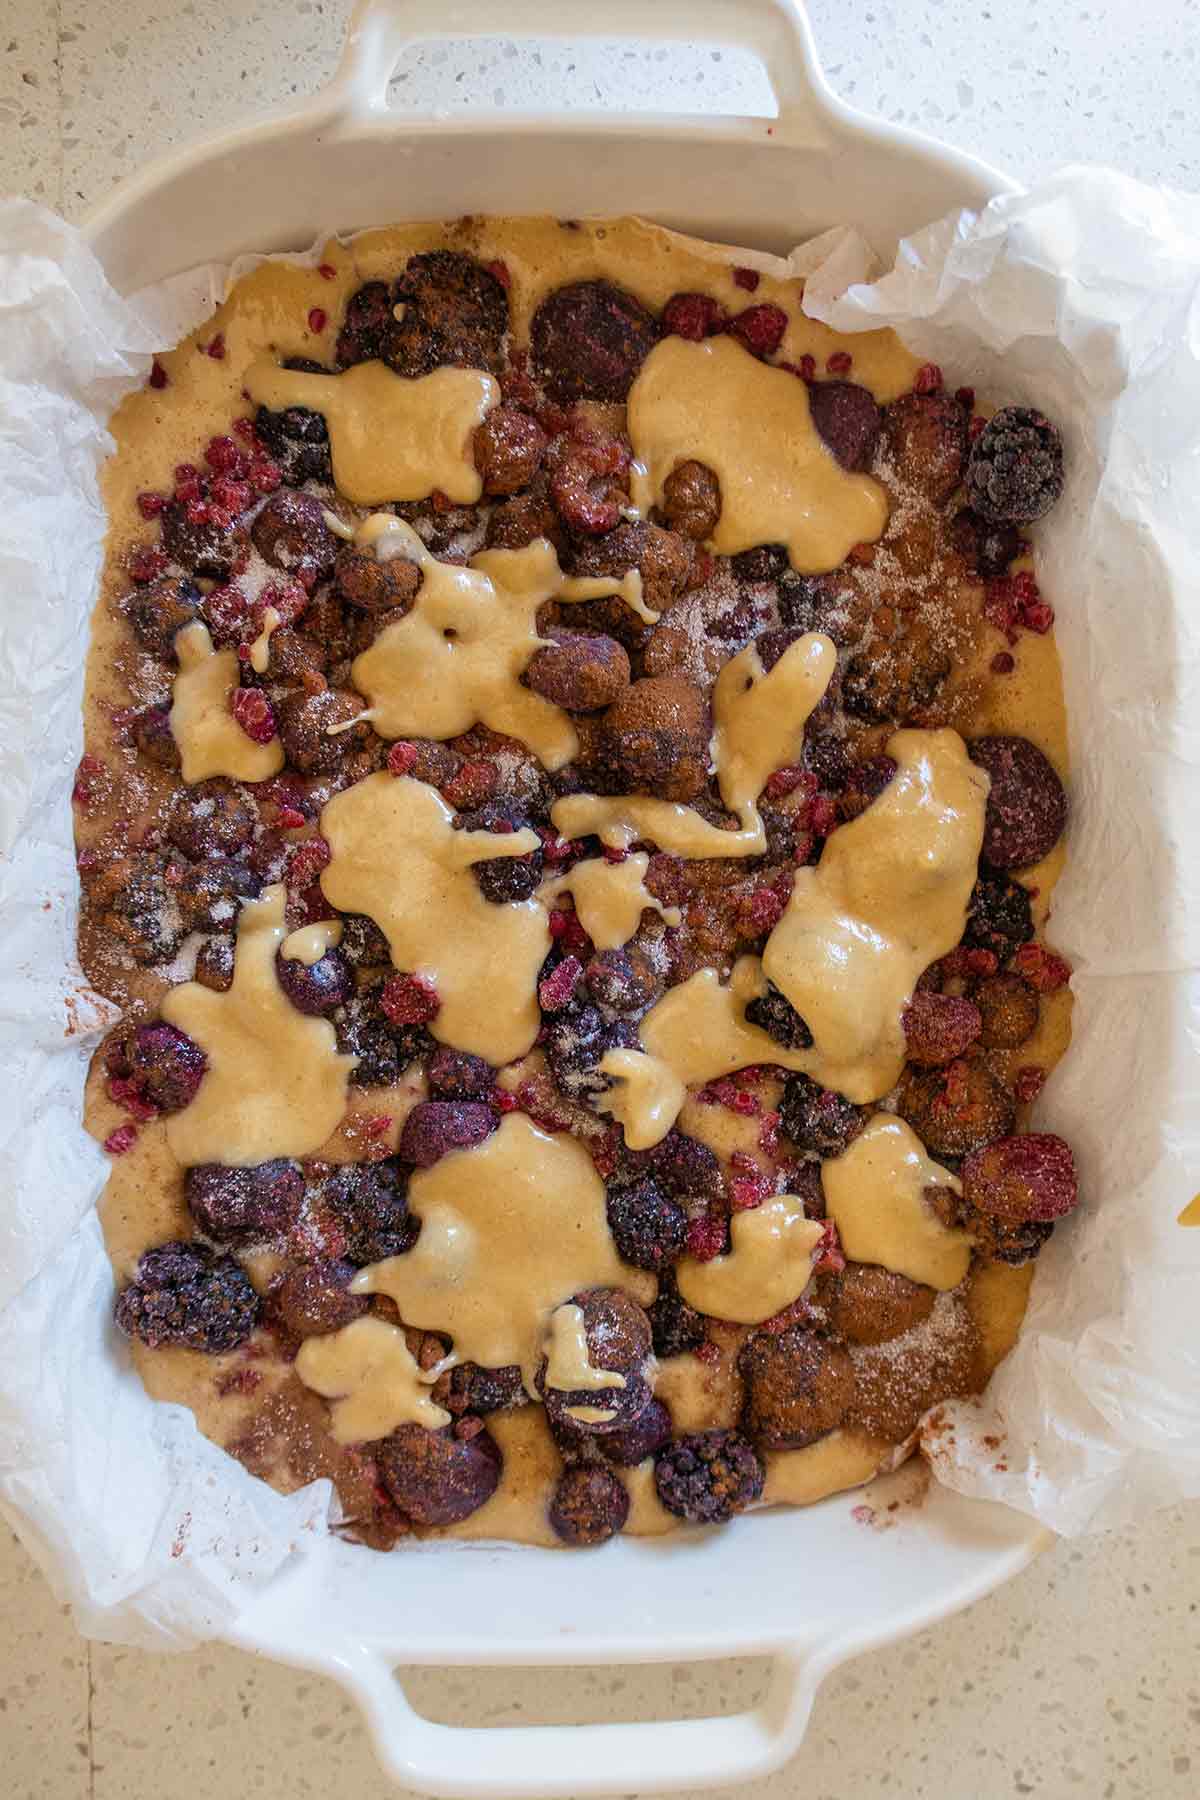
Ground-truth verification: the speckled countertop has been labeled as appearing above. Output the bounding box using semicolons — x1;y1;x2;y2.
2;2;1199;1796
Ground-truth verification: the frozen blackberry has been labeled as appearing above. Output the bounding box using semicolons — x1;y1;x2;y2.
744;982;813;1050
185;1160;304;1246
543;1000;609;1100
648;1281;707;1359
427;1047;494;1100
175;858;261;933
648;1130;724;1201
383;251;509;377
275;945;355;1016
399;1100;497;1168
325;1159;416;1264
950;507;1025;579
654;1430;764;1524
599;1396;673;1468
965;406;1064;523
115;1241;259;1353
462;800;544;903
962;871;1035;961
431;1362;523;1416
779;1073;864;1157
530;278;659;403
548;1464;630;1547
254;395;332;486
167;779;256;861
605;1176;687;1273
335;980;430;1087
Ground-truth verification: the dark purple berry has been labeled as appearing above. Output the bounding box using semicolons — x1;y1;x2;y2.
336;980;430;1087
807;380;881;470
376;1423;502;1524
779;1073;864;1157
399;1101;497;1169
962;871;1035;960
115;1241;259;1352
965;406;1064;523
254;399;332;486
167;779;256;860
426;1046;494;1100
648;1130;724;1200
269;1258;366;1336
276;945;354;1015
648;1282;707;1359
599;1396;673;1468
325;1159;415;1264
605;1177;687;1273
530;279;659;404
968;735;1067;870
654;1430;764;1523
107;1022;206;1115
184;1159;304;1246
744;982;813;1050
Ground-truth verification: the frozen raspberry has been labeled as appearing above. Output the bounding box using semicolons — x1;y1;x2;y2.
377;1424;502;1524
325;1159;415;1264
1011;942;1072;993
654;1430;764;1523
548;1465;629;1547
807;380;881;470
106;1022;206;1115
902;990;983;1066
779;1074;863;1157
185;1160;304;1246
724;304;788;359
605;1177;687;1274
965;406;1064;523
661;291;727;341
968;735;1067;870
530;279;659;402
115;1241;259;1352
379;973;440;1026
962;1132;1078;1224
744;982;812;1051
231;686;277;745
739;1327;855;1450
538;955;583;1014
399;1101;497;1168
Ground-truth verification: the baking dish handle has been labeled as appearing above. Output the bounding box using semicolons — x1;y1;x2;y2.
331;0;832;135
341;1643;824;1797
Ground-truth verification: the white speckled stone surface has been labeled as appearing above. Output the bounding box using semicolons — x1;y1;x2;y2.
1;1;1199;1795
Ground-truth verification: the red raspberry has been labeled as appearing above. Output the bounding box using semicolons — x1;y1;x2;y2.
379;973;440;1026
724;304;788;359
601;844;628;865
128;547;168;584
538;956;583;1014
387;741;419;777
825;350;852;374
955;386;976;409
747;886;786;936
210;475;251;514
662;291;727;341
730;1175;771;1211
732;266;761;292
317;262;336;281
1011;944;1072;992
687;1213;728;1262
148;360;168;390
443;759;498;811
731;1089;761;1118
991;651;1016;675
233;416;262;445
205;435;245;473
763;764;814;802
104;1124;138;1155
136;491;166;519
812;1218;845;1275
249;457;283;494
913;362;944;394
1013;1065;1047;1104
287;834;331;889
484;259;511;291
205;333;226;360
230;686;277;745
808;795;838;837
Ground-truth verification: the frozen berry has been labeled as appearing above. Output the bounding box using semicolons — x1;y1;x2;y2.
808;381;881;470
965;406;1064;522
130;705;181;771
107;1021;206;1114
584;947;659;1015
254;399;332;485
661;291;727;340
334;544;422;614
431;1362;523;1416
821;1264;936;1345
460;798;544;904
268;1258;366;1336
326;1159;416;1264
597;676;709;803
531;279;659;403
599;1396;673;1468
399;1101;497;1168
648;1281;707;1358
745;982;813;1050
844;635;951;725
525;630;631;712
654;1429;764;1523
902;990;982;1066
336;983;430;1088
427;1047;493;1099
649;1130;724;1200
779;1074;864;1157
898;1058;1016;1159
724;303;787;359
337;913;392;968
277;686;371;776
879;391;969;503
83;853;184;965
570;521;692;624
968;736;1067;870
473;404;546;494
950;507;1025;580
974;972;1039;1049
250;490;335;581
376;1423;502;1524
125;575;201;657
548;1464;629;1547
185;1159;304;1245
194;935;235;992
276;944;354;1015
660;459;722;540
605;1177;687;1273
161;499;242;580
961;1132;1078;1225
335;281;394;367
176;857;261;932
383;251;509;377
739;1327;854;1450
543;1001;609;1100
540;1287;654;1437
963;872;1035;960
115;1241;259;1352
167;779;256;860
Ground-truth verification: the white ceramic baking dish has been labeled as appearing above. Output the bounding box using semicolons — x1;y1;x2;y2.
82;2;1046;1793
